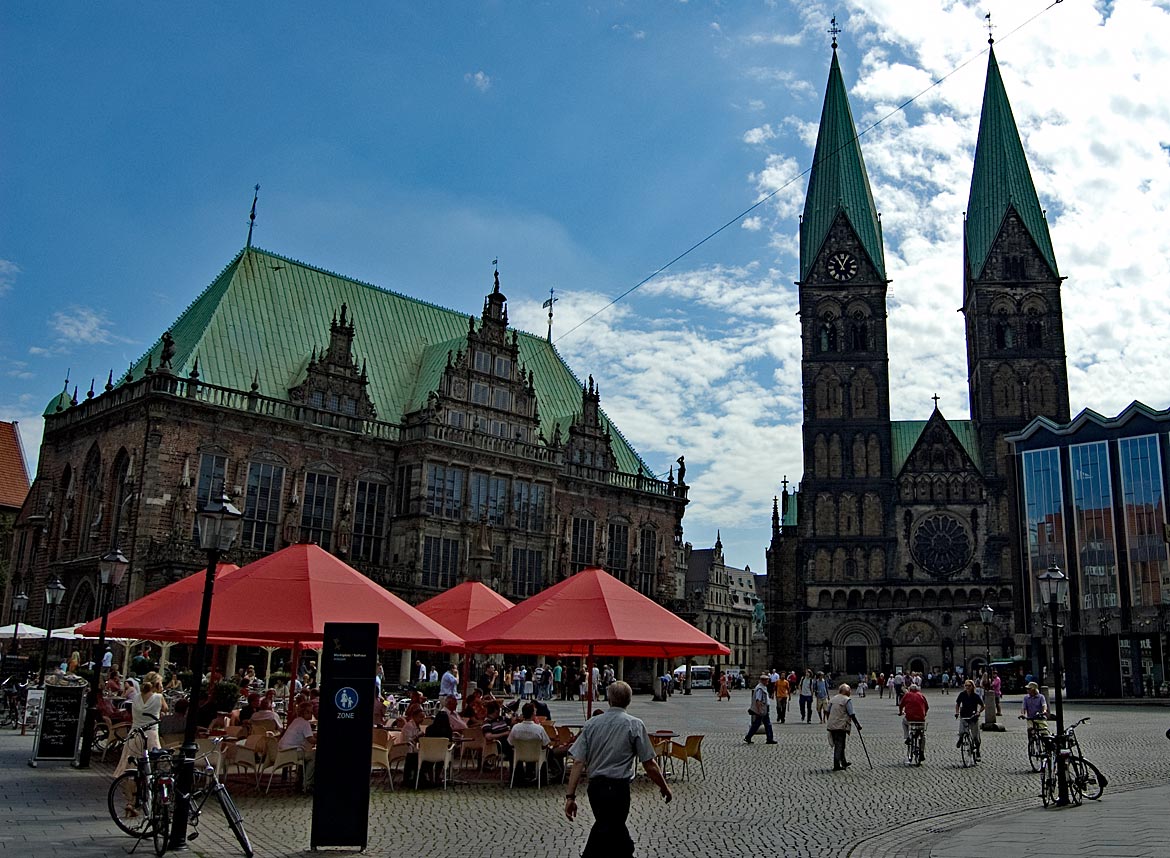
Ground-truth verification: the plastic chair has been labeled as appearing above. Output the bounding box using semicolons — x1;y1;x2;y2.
458;725;489;771
260;739;305;794
509;738;548;788
99;716;130;762
669;735;705;780
416;737;455;790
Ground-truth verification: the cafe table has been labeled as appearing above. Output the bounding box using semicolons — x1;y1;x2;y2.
649;730;678;777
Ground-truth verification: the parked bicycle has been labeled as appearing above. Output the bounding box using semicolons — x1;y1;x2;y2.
1063;717;1107;801
1037;731;1081;807
107;721;175;855
0;673;30;728
905;721;926;766
181;739;254;858
957;714;981;767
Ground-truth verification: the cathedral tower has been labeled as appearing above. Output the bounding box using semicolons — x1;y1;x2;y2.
798;44;895;586
964;46;1071;481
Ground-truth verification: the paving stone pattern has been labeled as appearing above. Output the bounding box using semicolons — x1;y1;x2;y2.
0;690;1166;857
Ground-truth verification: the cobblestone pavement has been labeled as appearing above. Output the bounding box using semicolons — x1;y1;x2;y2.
1;689;1167;857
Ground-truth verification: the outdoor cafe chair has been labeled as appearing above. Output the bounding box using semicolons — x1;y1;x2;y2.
509;738;548;789
416;737;455;790
668;735;705;780
371;735;408;790
260;740;306;794
98;716;130;762
458;725;490;771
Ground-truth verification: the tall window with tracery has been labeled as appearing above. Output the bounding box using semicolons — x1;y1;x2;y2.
300;472;338;550
242;462;284;552
352;480;390;563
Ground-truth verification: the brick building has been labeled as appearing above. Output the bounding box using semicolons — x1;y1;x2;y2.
0;422;31;632
6;251;691;679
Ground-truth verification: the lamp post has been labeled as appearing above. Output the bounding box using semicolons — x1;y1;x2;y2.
959;624;969;679
1038;563;1070;806
979;603;998;728
37;578;67;687
8;590;29;663
77;549;129;768
170;492;241;850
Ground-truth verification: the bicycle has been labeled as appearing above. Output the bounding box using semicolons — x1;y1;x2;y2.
181;739;254;858
957;714;980;767
1038;732;1082;807
905;721;925;766
1022;716;1049;772
0;673;30;728
106;720;175;855
1062;717;1107;801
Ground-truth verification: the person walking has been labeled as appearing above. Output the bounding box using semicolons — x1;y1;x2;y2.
813;671;830;723
825;683;862;771
564;681;671;858
798;668;815;723
717;671;731;701
744;673;777;744
775;670;790;723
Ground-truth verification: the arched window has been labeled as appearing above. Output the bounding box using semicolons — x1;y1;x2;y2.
1025;311;1043;348
79;446;103;553
994;314;1015;350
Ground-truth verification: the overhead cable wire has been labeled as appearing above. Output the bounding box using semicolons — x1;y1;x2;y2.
555;0;1066;343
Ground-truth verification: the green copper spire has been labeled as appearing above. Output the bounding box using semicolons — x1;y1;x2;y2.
965;46;1059;280
800;48;885;282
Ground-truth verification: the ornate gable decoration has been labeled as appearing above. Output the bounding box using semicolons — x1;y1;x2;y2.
415;270;542;444
566;375;616;472
288;303;376;419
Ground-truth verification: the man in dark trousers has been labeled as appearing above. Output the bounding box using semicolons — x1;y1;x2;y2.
564;681;671;858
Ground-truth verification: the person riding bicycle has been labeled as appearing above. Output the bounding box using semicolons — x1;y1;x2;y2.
1019;681;1048;730
898;682;929;758
953;678;984;749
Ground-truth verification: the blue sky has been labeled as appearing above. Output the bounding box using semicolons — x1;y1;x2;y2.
3;2;1169;576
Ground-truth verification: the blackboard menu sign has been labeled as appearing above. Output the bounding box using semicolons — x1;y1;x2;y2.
31;681;87;764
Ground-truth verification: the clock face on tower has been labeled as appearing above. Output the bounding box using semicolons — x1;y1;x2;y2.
825;251;859;281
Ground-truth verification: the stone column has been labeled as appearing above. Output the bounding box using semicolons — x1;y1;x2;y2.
399;649;413;685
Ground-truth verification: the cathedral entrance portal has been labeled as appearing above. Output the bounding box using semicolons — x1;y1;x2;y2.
845;646;867;676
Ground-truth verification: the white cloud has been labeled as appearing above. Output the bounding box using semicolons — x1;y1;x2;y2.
0;258;19;295
50;306;118;344
464;71;491;92
742;124;777;145
612;23;646;40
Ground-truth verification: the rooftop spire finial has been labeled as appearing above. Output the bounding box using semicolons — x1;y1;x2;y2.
542;285;559;342
985;11;995;45
931;392;941;409
828;15;841;50
492;258;500;293
246;183;260;249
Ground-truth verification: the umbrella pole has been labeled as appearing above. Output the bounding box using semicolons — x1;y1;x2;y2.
586;646;595;718
461;650;471;699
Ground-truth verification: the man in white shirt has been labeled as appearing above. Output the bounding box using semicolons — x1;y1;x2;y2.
278;702;317;791
507;702;549;782
439;695;468;732
440;665;459;699
416;660;427;683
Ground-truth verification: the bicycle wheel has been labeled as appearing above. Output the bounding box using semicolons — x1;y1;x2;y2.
914;734;923;766
109;771;152;837
215;785;254;858
1040;758;1054;806
1070;757;1105;800
151;783;171;856
959;733;971;768
1028;734;1043;772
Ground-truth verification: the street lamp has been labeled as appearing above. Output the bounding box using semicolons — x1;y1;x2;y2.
959;624;969;678
77;548;129;768
170;492;241;849
8;590;29;661
1038;563;1071;805
979;603;997;727
38;577;67;687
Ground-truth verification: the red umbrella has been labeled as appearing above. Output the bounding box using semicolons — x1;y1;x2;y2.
415;581;514;638
463;567;729;713
416;581;514;696
76;563;246;643
78;544;464;651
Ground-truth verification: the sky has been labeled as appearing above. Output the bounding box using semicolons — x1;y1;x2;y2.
3;1;1169;577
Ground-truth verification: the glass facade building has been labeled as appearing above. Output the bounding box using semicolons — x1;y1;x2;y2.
1009;403;1170;698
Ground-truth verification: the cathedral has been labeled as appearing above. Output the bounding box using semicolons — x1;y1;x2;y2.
767;37;1071;678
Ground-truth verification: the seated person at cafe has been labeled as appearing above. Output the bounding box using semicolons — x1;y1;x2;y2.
250;698;283;732
164;672;183;692
278;702;317;790
97;691;131;724
461;689;486;724
424;696;467;740
400;706;427;784
504;702;549;779
532;697;552;720
439;695;468;732
105;668;125;695
372;693;388;727
482;701;512;747
239;693;261;724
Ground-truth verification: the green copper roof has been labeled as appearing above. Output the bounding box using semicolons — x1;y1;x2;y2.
98;247;649;475
800;49;885;282
891;418;981;474
965;47;1059;280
